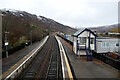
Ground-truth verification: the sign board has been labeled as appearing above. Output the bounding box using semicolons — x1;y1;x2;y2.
26;42;28;45
5;42;8;46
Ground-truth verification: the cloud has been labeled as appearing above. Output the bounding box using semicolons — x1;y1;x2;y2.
0;0;118;27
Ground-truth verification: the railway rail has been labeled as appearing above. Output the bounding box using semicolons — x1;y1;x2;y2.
1;36;48;80
45;38;59;80
1;34;73;80
17;36;51;79
18;34;62;80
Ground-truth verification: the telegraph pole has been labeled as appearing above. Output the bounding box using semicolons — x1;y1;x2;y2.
0;9;2;78
5;32;9;58
30;31;32;45
0;10;2;59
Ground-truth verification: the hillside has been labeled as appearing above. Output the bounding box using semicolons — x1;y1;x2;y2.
1;9;76;49
38;16;76;34
90;24;119;32
89;24;120;38
108;26;120;33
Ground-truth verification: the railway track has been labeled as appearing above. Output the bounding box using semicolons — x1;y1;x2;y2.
17;36;52;80
18;34;62;80
45;37;59;80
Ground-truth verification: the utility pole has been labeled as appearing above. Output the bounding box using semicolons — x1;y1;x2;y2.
30;31;32;45
5;32;9;58
0;11;3;60
0;10;2;78
30;24;33;45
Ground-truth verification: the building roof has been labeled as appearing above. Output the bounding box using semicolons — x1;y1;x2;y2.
73;28;85;36
64;35;71;36
73;28;97;37
97;37;120;39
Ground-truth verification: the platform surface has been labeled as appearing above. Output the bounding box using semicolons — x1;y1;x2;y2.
59;37;120;79
2;37;46;74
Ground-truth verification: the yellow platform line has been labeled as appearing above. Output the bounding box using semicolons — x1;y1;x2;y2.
0;48;35;79
0;36;49;79
56;36;74;80
61;43;74;80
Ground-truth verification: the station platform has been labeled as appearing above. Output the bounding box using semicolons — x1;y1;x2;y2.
59;37;120;79
2;41;41;73
1;36;48;79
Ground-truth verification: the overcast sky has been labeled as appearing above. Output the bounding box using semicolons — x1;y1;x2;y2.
0;0;119;28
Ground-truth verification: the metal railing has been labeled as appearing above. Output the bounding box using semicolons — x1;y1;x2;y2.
85;44;93;61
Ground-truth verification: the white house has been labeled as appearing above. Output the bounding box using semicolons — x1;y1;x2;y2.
72;28;120;56
73;28;97;56
65;28;120;61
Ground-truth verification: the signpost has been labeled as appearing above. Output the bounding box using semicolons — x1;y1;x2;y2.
5;42;8;46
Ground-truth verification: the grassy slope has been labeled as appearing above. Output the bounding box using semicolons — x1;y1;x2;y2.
108;26;120;33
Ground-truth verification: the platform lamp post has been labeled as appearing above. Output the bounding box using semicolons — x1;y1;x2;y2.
5;31;9;58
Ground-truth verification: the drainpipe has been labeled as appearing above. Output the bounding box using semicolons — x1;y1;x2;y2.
95;36;96;51
89;32;91;50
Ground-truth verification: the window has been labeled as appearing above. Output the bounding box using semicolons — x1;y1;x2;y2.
80;37;86;44
81;37;86;43
90;38;94;44
102;43;106;47
102;42;110;47
106;43;109;47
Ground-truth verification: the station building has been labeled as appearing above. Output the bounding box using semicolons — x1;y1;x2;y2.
73;28;97;55
64;28;120;60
